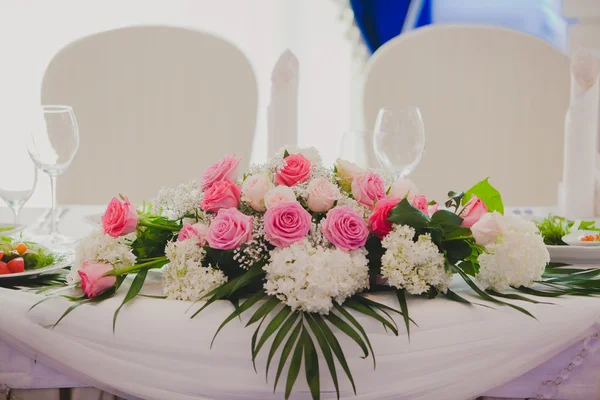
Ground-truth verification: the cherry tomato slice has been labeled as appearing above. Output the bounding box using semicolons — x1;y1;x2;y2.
0;262;10;275
7;257;25;273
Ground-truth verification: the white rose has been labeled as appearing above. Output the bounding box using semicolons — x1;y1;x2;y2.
471;211;508;246
335;158;364;192
388;178;419;201
306;178;342;213
264;185;296;209
242;174;275;211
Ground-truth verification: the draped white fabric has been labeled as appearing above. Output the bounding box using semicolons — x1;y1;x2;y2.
1;207;600;400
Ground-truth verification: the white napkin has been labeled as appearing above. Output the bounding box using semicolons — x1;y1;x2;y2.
559;48;600;219
267;50;299;156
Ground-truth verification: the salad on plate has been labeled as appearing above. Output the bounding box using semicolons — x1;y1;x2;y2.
0;237;58;275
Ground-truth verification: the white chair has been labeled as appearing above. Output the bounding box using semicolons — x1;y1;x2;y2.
42;25;258;205
363;25;570;206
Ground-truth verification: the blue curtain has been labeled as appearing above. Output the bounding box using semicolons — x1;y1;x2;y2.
349;0;432;53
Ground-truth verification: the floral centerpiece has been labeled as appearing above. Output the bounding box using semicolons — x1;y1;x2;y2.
39;147;600;400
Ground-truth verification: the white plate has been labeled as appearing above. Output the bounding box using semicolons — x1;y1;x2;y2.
0;246;74;279
547;244;600;264
0;224;25;237
83;213;103;227
562;230;600;247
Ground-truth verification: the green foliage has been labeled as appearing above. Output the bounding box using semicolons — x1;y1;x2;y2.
536;215;573;245
462;178;504;214
388;198;430;231
131;216;179;259
283;149;290;158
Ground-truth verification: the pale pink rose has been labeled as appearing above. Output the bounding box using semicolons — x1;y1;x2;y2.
201;154;241;191
78;261;116;298
102;197;138;238
200;179;241;213
411;194;429;214
388;178;419;201
264;201;312;248
351;170;386;208
335;158;364;192
242;174;274;211
368;197;401;239
322;206;369;252
306;178;342;213
206;208;253;250
471;211;507;245
428;202;439;217
177;222;209;246
264;185;296;209
460;195;488;228
275;153;311;186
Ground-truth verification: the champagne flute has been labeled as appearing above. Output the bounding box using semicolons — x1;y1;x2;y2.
372;106;425;179
0;148;38;225
27;105;79;244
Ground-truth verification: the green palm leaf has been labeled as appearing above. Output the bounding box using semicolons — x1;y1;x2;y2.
306;314;339;399
333;304;376;369
266;312;299;381
274;321;302;392
113;269;148;333
301;326;320;400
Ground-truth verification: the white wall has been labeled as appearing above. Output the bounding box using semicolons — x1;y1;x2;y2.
0;0;353;206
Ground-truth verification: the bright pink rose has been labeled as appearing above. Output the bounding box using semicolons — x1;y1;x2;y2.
322;206;369;252
460;195;488;228
177;222;209;246
368;197;401;239
78;261;116;298
275;154;311;186
411;194;429;214
351;170;386;208
200;179;241;213
201;154;241;191
102;197;138;238
264;201;312;247
206;208;253;250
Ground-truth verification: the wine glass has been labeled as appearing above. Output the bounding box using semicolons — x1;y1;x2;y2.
0;146;38;225
372;106;425;179
339;130;378;169
27;105;79;244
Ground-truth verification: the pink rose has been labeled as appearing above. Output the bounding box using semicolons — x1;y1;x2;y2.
264;201;312;247
177;222;209;246
206;208;253;250
471;211;507;245
388;178;419;201
322;206;369;252
102;197;138;238
351;170;386;208
264;185;296;209
275;153;311;186
368;197;401;239
460;195;488;228
78;261;116;298
306;178;342;213
411;194;429;214
201;154;241;191
200;179;241;213
241;173;274;211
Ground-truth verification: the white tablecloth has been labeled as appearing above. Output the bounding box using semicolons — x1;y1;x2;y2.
1;207;600;400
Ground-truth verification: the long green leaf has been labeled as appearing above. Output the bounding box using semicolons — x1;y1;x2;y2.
267;312;299;381
345;299;398;335
246;296;280;327
306;314;339;399
274;321;302;392
395;289;412;339
301;326;320;400
285;326;304;400
210;291;266;347
325;312;369;358
254;306;291;364
333;304;376;369
356;296;416;324
113;269;148;333
251;314;268;372
487;290;554;305
52;300;90;329
443;288;471;304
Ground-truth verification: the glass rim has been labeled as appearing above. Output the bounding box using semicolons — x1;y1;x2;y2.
378;105;421;114
41;105;74;113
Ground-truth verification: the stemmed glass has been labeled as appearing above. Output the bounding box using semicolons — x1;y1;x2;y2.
372;106;425;179
0;145;38;225
27;105;79;244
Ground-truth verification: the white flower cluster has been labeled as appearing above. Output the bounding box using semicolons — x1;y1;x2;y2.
263;239;370;314
336;196;372;221
162;239;227;301
381;225;451;295
152;180;203;219
233;215;270;269
68;231;137;284
476;215;549;291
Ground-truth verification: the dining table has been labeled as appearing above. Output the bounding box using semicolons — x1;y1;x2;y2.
1;206;599;400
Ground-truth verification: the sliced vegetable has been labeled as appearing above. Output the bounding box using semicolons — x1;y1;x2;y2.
0;261;9;275
7;257;24;273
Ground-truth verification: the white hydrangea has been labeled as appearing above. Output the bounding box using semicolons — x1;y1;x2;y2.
152;180;203;219
263;239;370;314
381;225;451;295
476;215;549;291
68;231;137;284
162;239;227;301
